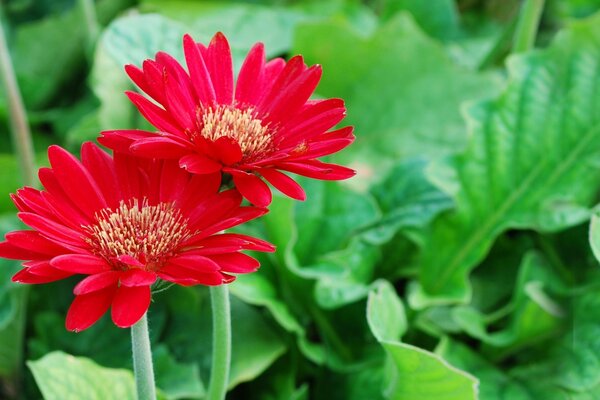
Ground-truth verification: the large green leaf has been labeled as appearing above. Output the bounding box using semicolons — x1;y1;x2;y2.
28;351;136;400
91;14;186;131
292;14;501;184
419;13;600;303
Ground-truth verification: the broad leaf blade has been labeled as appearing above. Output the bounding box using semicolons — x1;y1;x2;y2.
420;14;600;302
28;351;136;400
381;341;479;400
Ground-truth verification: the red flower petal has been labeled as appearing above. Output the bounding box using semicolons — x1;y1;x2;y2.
126;91;183;134
278;160;356;180
73;271;120;295
66;286;116;332
212;136;243;165
5;230;66;256
98;130;155;153
111;285;152;328
209;252;260;273
235;42;265;105
229;170;272;207
130;137;189;159
206;32;234;104
159;263;225;286
47;145;107;217
120;269;157;287
12;266;72;284
18;212;85;250
81;142;122;209
179;154;222;174
0;240;52;260
50;254;110;274
259;168;306;201
183;34;216;103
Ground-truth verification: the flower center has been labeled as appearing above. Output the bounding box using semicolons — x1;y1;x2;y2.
83;199;190;271
197;105;273;161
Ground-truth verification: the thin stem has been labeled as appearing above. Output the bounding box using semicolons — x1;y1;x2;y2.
207;285;231;400
131;313;156;400
0;11;36;187
512;0;546;53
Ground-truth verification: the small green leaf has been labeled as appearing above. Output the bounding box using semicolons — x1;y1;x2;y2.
28;351;136;400
381;341;479;400
367;280;407;342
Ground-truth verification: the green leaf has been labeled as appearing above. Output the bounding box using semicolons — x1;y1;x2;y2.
91;14;187;130
365;159;454;244
381;341;479;400
419;13;600;303
230;272;304;335
154;346;204;400
292;179;379;266
139;0;336;64
381;0;460;40
451;252;565;355
437;338;532;399
366;280;407;342
0;215;27;378
28;351;136;400
292;14;501;184
589;212;600;263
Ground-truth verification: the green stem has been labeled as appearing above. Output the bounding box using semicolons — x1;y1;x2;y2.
512;0;545;53
207;285;231;400
0;10;36;187
131;313;156;400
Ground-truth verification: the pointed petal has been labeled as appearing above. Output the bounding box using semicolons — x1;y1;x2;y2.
126;91;182;134
259;168;306;201
111;285;151;328
235;42;265;104
209;252;260;273
206;32;234;104
183;34;216;103
0;240;51;260
278;160;356;180
66;286;116;332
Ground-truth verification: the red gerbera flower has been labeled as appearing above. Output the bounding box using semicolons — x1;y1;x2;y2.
0;143;273;331
99;32;355;207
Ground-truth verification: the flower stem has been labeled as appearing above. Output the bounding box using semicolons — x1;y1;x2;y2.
207;285;231;400
512;0;545;53
0;9;36;187
131;313;156;400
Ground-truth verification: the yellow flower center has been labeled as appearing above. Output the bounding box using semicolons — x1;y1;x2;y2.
83;199;190;271
197;105;273;161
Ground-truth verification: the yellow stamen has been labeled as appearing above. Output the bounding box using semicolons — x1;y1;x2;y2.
83;199;190;271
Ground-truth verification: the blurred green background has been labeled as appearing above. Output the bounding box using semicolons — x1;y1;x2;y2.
2;0;600;399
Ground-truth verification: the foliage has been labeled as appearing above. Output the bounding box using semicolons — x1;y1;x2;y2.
1;0;600;399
